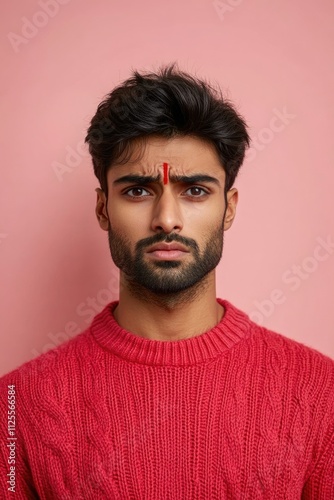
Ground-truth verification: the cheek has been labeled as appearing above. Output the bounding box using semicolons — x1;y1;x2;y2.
182;201;224;230
108;202;146;240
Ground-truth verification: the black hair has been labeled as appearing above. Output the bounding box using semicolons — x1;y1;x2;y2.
85;62;250;198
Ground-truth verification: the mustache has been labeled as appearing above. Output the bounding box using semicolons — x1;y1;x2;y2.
135;233;199;253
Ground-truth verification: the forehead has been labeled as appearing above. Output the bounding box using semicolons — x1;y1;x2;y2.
107;135;225;179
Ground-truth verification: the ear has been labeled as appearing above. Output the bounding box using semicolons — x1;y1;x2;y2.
95;188;109;231
223;188;238;231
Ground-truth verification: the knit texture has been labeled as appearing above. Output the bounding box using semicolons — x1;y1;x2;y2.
1;298;333;499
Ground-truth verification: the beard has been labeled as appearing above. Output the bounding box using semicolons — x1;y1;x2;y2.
107;220;225;297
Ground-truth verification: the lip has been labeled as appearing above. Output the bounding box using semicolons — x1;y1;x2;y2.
146;242;189;253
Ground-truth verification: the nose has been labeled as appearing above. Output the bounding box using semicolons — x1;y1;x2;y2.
150;190;183;234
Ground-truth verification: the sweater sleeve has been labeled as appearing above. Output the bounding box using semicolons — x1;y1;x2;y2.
0;372;38;499
302;375;334;498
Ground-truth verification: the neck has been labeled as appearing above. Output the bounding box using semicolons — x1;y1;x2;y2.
113;271;224;341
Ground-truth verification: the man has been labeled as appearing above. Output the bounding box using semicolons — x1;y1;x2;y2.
1;64;333;499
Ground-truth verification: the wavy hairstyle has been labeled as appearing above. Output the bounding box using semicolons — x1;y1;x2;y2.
85;63;250;198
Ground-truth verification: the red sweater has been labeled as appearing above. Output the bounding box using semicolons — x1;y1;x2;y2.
1;298;334;499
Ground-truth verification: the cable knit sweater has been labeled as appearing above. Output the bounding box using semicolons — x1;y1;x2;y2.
1;298;334;499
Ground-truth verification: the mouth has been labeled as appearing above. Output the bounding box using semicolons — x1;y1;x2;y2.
146;242;190;260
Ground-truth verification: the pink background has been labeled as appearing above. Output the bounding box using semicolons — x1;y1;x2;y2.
1;0;333;376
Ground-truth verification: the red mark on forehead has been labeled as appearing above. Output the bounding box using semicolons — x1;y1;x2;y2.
163;162;169;185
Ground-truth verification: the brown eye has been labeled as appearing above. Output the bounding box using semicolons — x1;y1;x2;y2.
185;187;208;197
125;187;150;197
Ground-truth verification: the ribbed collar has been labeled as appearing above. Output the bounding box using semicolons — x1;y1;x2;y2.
90;298;252;366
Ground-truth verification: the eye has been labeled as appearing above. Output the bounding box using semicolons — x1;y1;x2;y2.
124;187;151;198
184;186;209;197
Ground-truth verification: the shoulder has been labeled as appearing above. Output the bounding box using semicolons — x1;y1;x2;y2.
248;315;334;374
256;322;334;370
0;328;95;392
248;321;334;406
224;296;334;404
225;298;334;373
0;329;102;441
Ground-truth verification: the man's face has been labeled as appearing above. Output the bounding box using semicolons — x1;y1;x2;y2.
96;135;238;295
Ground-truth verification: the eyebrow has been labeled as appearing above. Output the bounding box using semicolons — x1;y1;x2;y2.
113;173;221;187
